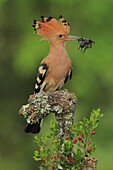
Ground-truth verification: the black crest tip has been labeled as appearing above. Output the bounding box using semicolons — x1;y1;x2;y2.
59;15;63;19
32;24;36;28
48;16;53;20
40;16;45;21
41;15;44;18
46;16;53;22
33;19;37;24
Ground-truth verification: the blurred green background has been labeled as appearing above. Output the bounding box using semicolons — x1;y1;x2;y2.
0;0;113;169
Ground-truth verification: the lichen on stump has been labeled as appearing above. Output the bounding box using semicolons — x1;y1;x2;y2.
82;157;98;170
19;89;77;139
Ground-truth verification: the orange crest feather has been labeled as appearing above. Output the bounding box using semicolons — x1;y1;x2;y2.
33;15;70;39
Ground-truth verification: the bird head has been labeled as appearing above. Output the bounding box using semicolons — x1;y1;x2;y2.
32;15;95;50
32;15;75;44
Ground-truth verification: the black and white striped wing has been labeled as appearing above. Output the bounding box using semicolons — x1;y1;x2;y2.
35;63;48;93
64;69;72;84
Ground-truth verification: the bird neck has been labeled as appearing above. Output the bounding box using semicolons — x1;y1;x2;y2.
49;41;68;57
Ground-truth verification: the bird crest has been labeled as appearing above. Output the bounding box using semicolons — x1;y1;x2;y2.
32;15;70;39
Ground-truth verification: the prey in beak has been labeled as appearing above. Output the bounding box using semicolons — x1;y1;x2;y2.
67;35;95;53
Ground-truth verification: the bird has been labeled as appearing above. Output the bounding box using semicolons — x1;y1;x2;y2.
24;15;91;134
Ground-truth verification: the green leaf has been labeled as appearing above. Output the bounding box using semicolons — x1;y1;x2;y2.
34;156;42;161
34;150;39;157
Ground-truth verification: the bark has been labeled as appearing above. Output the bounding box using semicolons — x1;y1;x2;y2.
19;89;77;140
82;157;98;170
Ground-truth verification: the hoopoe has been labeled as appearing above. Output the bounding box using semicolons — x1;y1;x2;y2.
25;15;93;134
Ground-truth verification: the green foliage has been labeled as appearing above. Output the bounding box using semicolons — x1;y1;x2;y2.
34;109;103;170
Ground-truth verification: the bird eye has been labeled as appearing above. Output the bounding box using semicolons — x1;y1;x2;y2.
58;34;63;38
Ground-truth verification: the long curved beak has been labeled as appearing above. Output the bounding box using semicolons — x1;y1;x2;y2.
66;35;87;41
66;35;81;41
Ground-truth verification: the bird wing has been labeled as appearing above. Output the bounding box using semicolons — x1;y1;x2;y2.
35;63;48;93
64;69;72;84
35;63;72;93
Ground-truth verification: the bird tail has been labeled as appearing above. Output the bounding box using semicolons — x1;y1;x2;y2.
24;119;42;134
